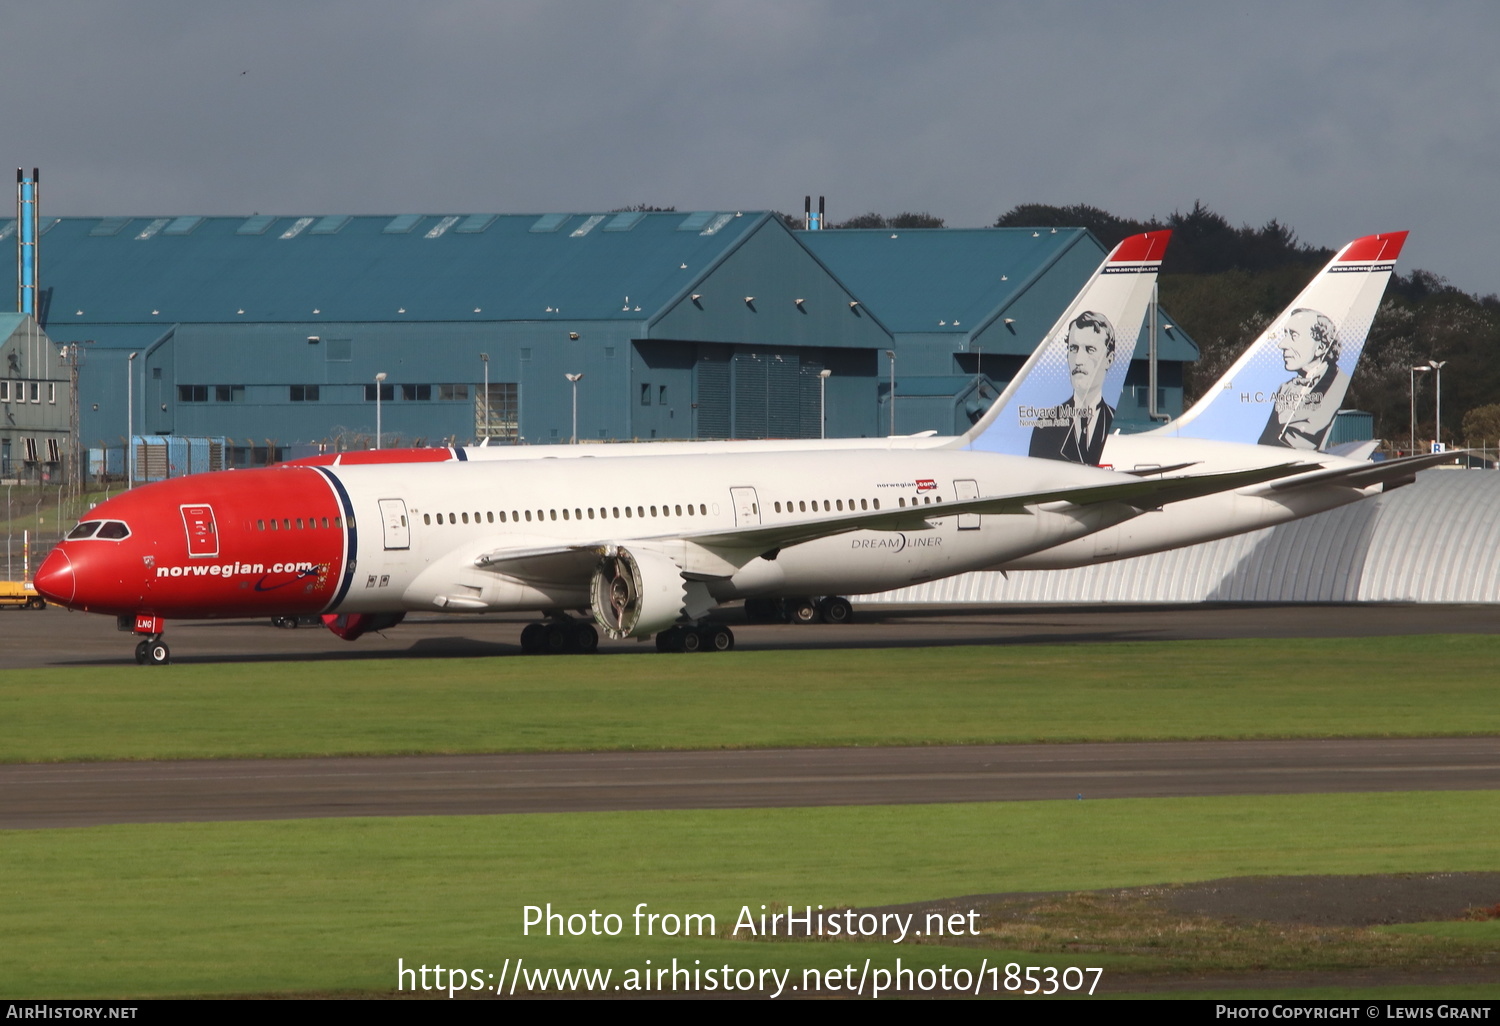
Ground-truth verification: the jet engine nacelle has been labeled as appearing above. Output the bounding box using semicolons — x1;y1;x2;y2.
590;545;687;640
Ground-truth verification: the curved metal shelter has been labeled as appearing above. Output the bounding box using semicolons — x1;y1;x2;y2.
858;470;1500;605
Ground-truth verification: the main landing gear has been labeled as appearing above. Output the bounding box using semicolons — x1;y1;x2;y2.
520;615;600;655
655;623;734;653
744;595;853;625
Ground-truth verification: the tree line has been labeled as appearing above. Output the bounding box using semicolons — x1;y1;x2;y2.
809;201;1500;448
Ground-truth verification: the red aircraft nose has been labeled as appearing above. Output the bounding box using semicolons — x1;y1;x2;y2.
34;548;76;606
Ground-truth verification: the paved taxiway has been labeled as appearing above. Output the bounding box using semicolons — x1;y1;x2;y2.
5;738;1499;829
5;603;1496;829
4;601;1498;668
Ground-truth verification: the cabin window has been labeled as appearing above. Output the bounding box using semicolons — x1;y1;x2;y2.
487;512;494;523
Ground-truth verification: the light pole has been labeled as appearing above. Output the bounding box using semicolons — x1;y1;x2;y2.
818;368;832;439
1409;365;1430;455
565;373;583;443
885;349;896;436
374;372;387;449
126;352;138;489
1429;359;1447;451
479;353;490;439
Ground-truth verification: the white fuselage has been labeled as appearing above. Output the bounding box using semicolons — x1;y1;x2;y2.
323;449;1142;615
357;430;1371;574
999;433;1374;569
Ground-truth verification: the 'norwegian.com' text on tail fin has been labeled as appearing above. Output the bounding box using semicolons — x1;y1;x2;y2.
963;230;1170;463
1148;231;1407;450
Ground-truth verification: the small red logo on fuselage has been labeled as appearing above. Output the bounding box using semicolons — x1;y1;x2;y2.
915;479;937;492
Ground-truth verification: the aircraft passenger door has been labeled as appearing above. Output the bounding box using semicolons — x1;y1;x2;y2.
953;479;980;531
180;504;219;557
378;499;411;550
729;487;761;526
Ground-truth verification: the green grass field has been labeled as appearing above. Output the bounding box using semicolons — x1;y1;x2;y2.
5;634;1497;998
3;792;1498;998
3;635;1499;762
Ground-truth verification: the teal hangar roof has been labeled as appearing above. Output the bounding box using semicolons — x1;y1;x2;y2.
796;226;1094;335
29;211;766;327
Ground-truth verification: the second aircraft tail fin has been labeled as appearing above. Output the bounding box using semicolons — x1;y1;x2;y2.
1150;231;1407;450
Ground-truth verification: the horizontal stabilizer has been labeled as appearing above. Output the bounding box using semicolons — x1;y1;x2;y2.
1263;450;1461;493
1119;460;1201;477
1324;439;1381;460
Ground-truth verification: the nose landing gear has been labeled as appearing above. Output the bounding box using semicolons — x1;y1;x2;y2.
122;614;170;665
134;636;171;666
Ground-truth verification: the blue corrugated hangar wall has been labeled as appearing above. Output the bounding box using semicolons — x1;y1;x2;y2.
17;211;1195;462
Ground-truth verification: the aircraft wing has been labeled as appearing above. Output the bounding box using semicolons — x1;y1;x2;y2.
1258;450;1460;494
474;462;1305;578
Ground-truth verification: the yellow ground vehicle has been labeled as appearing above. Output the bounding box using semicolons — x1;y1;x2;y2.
0;580;46;609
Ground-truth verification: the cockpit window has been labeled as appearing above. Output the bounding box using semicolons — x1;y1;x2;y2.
67;521;101;539
96;521;131;540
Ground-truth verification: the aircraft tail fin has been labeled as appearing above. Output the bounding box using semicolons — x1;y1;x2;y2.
963;230;1170;460
1151;231;1407;450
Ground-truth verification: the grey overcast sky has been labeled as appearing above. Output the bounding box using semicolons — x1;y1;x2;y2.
5;1;1497;294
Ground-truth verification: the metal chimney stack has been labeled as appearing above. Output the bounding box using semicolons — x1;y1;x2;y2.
16;167;38;315
803;195;825;231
